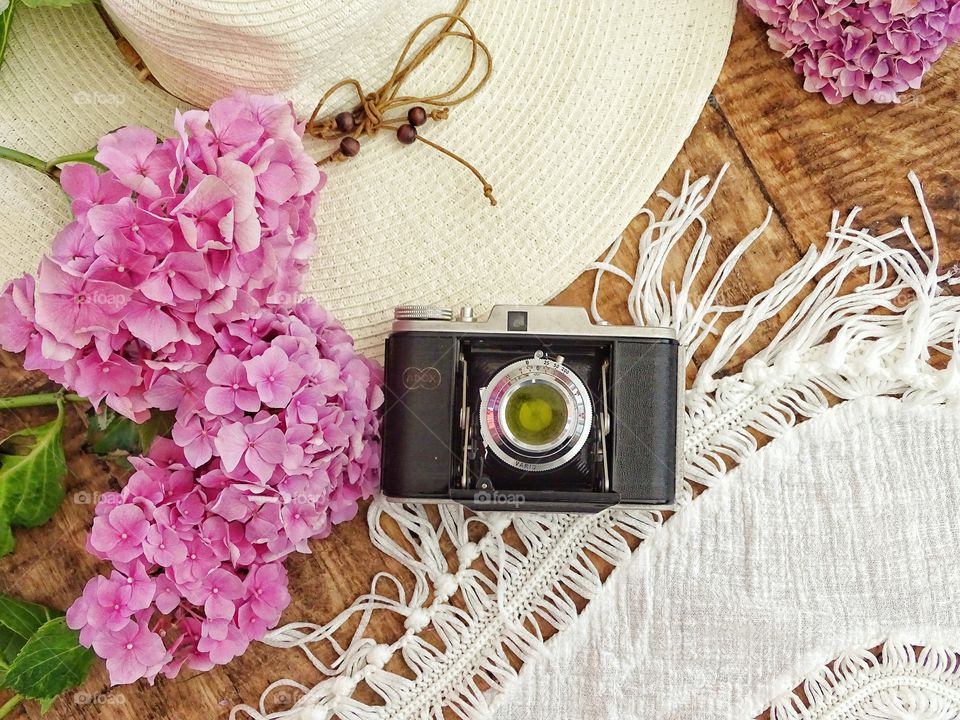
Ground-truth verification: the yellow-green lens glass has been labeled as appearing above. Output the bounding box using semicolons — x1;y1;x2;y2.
503;382;568;447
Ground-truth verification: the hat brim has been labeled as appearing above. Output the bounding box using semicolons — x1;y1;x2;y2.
0;1;736;355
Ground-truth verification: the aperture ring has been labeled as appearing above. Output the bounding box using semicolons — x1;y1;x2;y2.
478;356;592;472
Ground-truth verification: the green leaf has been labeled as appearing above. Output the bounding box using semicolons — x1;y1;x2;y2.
137;411;175;454
85;407;139;456
0;596;61;685
38;696;56;714
0;597;60;646
0;598;90;714
86;407;174;457
18;0;93;8
0;402;67;557
3;617;94;700
0;0;14;74
0;524;11;558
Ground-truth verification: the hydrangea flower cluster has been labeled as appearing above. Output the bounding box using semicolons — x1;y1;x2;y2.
66;302;382;682
0;94;385;685
744;0;960;104
0;93;322;420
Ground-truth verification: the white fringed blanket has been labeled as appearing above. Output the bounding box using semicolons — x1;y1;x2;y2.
233;167;959;720
493;396;960;719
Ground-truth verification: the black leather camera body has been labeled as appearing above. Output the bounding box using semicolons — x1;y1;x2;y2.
380;305;683;513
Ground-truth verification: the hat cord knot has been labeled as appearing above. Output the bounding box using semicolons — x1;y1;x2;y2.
307;0;496;206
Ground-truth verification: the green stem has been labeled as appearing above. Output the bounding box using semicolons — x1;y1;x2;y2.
0;145;102;181
0;392;86;409
0;694;22;720
44;149;104;175
0;146;48;176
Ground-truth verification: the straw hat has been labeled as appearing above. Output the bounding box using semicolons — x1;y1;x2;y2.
0;0;735;355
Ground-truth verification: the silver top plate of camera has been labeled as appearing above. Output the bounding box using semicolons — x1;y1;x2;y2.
394;304;678;340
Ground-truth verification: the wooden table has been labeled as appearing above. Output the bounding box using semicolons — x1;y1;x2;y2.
1;7;958;719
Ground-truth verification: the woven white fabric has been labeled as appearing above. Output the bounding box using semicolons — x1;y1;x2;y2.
232;168;959;720
493;396;960;720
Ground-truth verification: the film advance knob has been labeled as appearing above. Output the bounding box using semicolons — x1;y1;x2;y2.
394;305;455;321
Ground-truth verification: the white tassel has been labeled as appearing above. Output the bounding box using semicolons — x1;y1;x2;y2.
612;169;960;488
755;637;960;719
234;169;960;720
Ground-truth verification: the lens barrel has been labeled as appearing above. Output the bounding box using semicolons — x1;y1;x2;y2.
478;354;592;472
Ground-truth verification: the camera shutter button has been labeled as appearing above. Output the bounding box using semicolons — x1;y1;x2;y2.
394;305;454;321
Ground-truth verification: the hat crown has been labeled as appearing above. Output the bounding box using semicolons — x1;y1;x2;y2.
103;0;446;107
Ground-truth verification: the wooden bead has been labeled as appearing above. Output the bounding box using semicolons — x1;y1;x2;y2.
335;112;355;133
397;124;418;144
339;137;360;157
407;106;428;126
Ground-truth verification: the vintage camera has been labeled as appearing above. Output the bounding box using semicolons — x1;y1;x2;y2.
380;305;683;513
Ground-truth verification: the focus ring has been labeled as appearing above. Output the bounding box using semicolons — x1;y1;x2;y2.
478;356;592;473
394;305;454;321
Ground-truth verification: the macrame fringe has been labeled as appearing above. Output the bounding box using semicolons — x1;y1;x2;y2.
750;635;960;720
588;164;958;489
233;167;959;720
234;505;662;720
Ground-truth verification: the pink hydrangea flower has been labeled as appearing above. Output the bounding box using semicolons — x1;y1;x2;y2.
95;126;171;199
143;367;209;416
215;416;287;482
244;345;305;408
87;577;139;632
92;620;168;685
58;163;128;220
143;524;188;567
67;301;382;685
744;0;960;104
33;257;131;348
0;93;325;421
171;414;219;468
90;504;150;563
204;353;261;415
5;91;383;688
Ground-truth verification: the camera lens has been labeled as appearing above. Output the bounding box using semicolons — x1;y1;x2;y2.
479;354;592;472
503;382;568;447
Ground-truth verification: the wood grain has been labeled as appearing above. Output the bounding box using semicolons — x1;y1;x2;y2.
1;7;958;719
